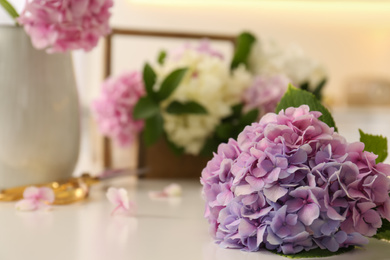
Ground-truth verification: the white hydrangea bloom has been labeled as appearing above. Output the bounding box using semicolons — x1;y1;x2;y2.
248;39;326;90
156;49;251;155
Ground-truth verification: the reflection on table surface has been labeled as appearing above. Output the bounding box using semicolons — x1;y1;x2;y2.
1;178;390;260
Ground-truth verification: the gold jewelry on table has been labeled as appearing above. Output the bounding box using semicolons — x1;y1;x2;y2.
0;168;145;205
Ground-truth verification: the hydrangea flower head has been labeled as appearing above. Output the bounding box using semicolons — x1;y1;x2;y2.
93;71;145;147
201;105;390;254
248;39;326;89
18;0;113;52
159;41;251;155
243;74;291;118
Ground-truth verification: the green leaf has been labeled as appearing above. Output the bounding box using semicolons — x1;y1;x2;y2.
231;32;256;70
0;0;19;22
200;138;220;157
359;129;388;163
300;82;309;91
312;78;327;100
143;113;163;146
165;135;184;156
133;96;159;119
157;50;167;65
221;103;243;124
375;230;390;241
239;108;259;127
231;103;243;118
216;123;235;140
166;101;207;115
276;85;338;132
157;68;188;101
143;63;157;100
272;246;355;259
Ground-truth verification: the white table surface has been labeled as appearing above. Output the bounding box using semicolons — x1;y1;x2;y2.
1;107;390;260
1;178;390;260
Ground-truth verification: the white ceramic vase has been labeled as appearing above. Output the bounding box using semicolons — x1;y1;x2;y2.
0;26;80;190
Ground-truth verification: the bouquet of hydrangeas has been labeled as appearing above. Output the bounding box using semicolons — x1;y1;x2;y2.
201;86;390;256
94;33;327;157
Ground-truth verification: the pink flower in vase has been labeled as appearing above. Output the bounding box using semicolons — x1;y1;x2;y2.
15;186;55;211
18;0;113;52
93;71;146;147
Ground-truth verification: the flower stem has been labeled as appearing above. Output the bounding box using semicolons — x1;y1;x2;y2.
0;0;19;24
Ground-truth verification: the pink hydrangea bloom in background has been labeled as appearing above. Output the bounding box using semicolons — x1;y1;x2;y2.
201;105;390;254
170;39;224;60
93;71;145;147
15;186;55;211
106;187;136;216
243;75;291;118
18;0;113;52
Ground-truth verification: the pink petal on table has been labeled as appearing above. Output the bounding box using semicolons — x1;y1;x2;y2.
106;187;136;216
15;199;38;211
163;183;182;197
149;191;167;199
16;186;55;211
106;187;130;210
149;183;183;199
39;187;55;203
23;186;40;199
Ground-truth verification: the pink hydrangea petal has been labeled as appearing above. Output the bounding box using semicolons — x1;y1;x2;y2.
106;187;131;212
163;183;182;197
117;188;130;210
363;209;381;227
238;219;257;237
39;187;55;203
148;191;168;199
23;186;40;199
245;176;264;190
327;207;346;221
234;184;254;196
378;199;390;220
257;225;267;247
267;227;284;245
298;204;319;226
106;187;121;205
15;199;38;211
286;198;304;212
263;185;288;202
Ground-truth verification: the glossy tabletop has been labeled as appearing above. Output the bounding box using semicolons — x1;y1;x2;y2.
1;177;390;260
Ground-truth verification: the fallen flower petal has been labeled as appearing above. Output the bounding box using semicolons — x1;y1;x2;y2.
106;187;136;216
15;186;54;211
149;183;183;199
163;183;182;197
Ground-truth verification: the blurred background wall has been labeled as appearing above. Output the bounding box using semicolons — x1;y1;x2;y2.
97;0;390;107
1;0;390;172
2;0;389;106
